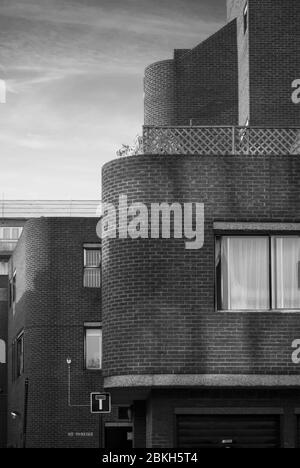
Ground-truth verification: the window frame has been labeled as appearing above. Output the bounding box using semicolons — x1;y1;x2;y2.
9;269;17;314
243;2;248;34
84;324;102;371
83;243;101;289
12;330;24;381
215;233;300;313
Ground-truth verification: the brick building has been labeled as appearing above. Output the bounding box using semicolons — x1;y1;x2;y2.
102;0;300;448
144;0;300;127
0;219;25;448
0;205;133;448
1;0;300;448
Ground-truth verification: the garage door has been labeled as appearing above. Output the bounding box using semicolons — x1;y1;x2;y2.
177;414;281;449
298;417;300;448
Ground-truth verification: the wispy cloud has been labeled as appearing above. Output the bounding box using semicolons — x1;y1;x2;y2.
0;0;225;198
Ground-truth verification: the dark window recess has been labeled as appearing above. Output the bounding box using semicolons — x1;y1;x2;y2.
12;332;24;381
9;271;16;309
118;407;131;421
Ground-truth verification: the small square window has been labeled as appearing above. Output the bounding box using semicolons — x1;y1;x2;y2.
118;406;131;421
83;244;101;288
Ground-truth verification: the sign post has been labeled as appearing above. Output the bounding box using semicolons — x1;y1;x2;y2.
90;392;111;414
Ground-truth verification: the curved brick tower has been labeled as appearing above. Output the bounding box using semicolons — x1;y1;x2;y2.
144;60;176;126
102;0;300;448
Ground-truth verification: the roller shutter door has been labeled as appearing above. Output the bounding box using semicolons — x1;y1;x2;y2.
177;414;281;449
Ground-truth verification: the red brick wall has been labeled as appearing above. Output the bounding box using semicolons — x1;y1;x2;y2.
175;21;238;126
102;154;300;378
7;218;104;448
144;60;176;126
145;0;300;127
144;22;238;126
248;0;300;126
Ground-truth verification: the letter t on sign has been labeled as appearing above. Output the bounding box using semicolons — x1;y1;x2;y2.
95;395;106;411
90;392;111;414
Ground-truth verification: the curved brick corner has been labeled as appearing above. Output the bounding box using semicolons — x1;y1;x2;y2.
102;153;300;380
144;60;176;126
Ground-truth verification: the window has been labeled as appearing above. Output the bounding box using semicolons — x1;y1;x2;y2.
83;244;101;288
0;261;8;276
216;236;300;311
0;227;22;252
272;237;300;309
9;270;16;312
243;2;248;34
85;327;102;370
12;270;16;304
118;406;131;421
0;339;6;364
12;331;24;380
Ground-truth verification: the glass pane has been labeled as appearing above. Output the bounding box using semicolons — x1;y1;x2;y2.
3;228;10;240
0;339;5;364
85;249;101;267
221;237;269;310
83;268;101;288
0;261;8;275
272;237;300;309
11;228;20;240
86;329;102;369
17;335;24;376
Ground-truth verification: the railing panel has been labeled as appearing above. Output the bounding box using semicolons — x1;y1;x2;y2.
140;126;300;156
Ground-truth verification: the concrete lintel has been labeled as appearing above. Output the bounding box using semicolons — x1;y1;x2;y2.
213;222;300;231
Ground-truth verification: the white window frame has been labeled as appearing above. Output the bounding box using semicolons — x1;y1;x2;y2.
84;325;102;370
216;234;300;313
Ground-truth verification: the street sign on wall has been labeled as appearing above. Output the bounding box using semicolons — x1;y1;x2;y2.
90;392;111;414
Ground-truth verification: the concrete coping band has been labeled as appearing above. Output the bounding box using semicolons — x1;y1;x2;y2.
213;222;300;231
104;374;300;389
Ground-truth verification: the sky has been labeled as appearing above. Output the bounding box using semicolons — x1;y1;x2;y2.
0;0;226;200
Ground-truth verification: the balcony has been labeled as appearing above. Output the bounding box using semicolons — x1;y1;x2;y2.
118;126;300;156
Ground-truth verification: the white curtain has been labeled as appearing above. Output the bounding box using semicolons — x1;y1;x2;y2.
221;237;269;310
273;237;300;309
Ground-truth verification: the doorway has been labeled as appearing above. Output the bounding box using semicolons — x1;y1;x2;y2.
105;423;133;449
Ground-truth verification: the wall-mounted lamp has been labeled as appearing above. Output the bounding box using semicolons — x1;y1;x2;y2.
10;411;20;420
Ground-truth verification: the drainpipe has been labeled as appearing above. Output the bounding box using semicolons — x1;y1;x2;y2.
23;378;29;448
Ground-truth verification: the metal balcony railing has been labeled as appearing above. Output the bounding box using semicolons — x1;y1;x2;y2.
142;126;300;156
0;200;100;218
